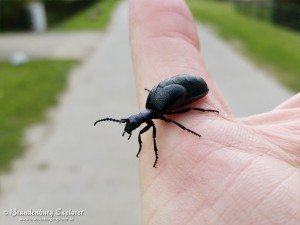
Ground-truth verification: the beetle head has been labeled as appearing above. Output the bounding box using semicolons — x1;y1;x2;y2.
120;119;131;138
122;115;141;139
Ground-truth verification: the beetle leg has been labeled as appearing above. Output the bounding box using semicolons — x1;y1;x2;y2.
137;124;152;158
144;88;151;92
160;116;201;138
148;121;159;168
167;107;219;115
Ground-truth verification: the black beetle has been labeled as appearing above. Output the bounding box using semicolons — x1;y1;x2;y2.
94;74;218;167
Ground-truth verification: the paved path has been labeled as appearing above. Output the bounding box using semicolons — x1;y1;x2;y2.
198;25;292;117
0;1;294;225
0;2;139;225
0;32;102;59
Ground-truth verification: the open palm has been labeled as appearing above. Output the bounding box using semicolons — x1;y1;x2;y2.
129;0;300;224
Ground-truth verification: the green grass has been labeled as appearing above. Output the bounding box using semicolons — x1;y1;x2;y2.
0;60;76;171
54;0;120;30
187;0;300;92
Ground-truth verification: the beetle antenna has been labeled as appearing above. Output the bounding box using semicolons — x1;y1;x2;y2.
94;118;127;126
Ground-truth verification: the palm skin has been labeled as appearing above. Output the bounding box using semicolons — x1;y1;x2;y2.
129;0;300;224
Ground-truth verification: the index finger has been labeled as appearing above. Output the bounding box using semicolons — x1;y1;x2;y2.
129;0;231;115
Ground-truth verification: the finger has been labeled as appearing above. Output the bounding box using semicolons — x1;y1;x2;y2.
241;107;300;165
273;93;300;110
129;0;230;114
240;93;300;125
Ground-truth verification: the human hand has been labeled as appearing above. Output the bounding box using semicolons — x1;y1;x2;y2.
129;0;300;224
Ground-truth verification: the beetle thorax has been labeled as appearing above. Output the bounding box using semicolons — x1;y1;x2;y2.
124;109;155;134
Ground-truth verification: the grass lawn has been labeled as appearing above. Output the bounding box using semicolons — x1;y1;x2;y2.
0;60;76;171
54;0;120;30
187;0;300;92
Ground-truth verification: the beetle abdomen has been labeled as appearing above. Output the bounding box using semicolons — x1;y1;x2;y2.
164;74;208;101
146;74;209;113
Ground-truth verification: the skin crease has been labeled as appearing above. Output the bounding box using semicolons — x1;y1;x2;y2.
129;0;300;225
